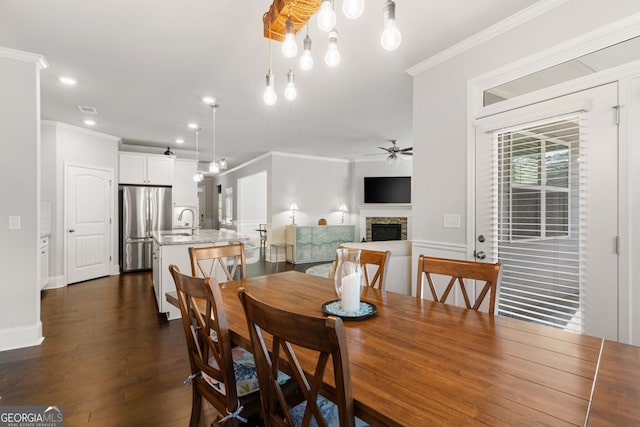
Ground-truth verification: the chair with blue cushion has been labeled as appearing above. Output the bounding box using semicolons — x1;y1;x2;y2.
169;265;263;426
238;287;370;427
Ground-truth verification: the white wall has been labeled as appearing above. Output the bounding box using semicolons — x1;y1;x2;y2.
0;49;46;351
270;153;351;244
412;0;640;246
350;159;412;238
237;171;267;234
411;0;640;343
41;121;120;283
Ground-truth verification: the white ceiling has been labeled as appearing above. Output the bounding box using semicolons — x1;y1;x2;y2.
0;0;538;169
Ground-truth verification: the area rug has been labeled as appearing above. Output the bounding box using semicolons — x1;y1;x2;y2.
305;263;333;278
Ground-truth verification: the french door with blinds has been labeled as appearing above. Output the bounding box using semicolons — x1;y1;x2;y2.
474;83;619;341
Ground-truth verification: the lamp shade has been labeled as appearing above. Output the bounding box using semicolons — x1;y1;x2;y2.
289;202;299;211
339;203;348;212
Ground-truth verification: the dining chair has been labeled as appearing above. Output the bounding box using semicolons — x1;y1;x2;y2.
416;255;501;314
238;287;369;427
169;264;263;426
189;243;246;282
332;246;391;290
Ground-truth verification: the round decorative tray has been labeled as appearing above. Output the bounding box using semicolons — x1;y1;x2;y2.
321;300;377;321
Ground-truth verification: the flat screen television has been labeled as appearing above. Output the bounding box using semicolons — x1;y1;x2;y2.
364;176;411;203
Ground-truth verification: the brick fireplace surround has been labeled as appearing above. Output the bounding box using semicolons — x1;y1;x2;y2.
358;204;412;241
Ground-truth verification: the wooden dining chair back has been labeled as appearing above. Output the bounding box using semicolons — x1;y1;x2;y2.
189;243;246;283
335;246;390;290
238;288;368;427
416;255;501;314
169;265;261;426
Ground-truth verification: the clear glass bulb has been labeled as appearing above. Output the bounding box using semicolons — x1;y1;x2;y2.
263;71;277;106
285;68;297;100
192;172;203;182
300;50;313;71
381;20;402;51
285;82;297;100
209;162;219;173
317;0;336;32
299;34;313;71
282;17;298;58
381;1;401;51
343;0;364;19
325;30;340;67
282;34;298;58
263;86;277;105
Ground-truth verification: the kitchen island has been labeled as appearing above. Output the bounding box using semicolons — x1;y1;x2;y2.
152;229;258;320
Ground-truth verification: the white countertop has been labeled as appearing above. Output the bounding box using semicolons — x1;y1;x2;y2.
152;228;253;246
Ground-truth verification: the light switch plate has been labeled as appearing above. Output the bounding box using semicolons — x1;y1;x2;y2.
443;214;461;229
9;216;21;229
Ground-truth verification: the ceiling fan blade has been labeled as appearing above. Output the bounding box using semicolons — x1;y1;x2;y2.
365;153;385;156
401;152;413;156
399;147;413;152
378;147;392;152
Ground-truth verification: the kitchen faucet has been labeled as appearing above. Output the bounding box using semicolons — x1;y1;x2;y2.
177;208;198;234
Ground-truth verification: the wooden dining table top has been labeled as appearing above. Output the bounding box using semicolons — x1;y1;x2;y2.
167;270;640;426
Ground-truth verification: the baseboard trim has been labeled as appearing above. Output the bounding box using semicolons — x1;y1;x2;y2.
0;322;44;351
42;275;66;290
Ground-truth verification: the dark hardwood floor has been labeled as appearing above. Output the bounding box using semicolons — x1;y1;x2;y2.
0;251;320;426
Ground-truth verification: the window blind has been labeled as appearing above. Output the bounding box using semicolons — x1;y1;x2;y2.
492;115;585;332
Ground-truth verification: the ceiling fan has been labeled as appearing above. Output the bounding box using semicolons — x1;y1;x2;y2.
369;140;413;162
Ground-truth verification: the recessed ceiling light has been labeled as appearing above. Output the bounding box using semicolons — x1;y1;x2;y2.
202;96;216;105
187;123;199;130
84;119;96;126
175;138;184;144
59;76;77;86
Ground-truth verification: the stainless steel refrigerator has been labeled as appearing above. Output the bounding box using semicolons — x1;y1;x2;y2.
119;185;172;272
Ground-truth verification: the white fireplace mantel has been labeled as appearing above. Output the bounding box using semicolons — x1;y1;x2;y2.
357;204;412;241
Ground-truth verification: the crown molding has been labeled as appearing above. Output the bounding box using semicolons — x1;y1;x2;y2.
0;46;48;69
271;151;352;163
406;0;571;76
41;120;121;142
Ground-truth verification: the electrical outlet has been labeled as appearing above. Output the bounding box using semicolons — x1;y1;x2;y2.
8;216;21;229
443;214;460;229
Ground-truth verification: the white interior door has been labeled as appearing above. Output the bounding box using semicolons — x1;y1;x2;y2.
66;164;112;284
475;83;619;340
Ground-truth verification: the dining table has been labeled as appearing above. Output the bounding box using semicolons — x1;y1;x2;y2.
166;270;640;426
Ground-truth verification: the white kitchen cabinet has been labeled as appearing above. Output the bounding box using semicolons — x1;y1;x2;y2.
152;239;160;304
39;237;49;289
119;153;174;185
173;159;198;206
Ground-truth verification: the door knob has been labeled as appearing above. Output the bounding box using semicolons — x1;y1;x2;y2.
475;251;486;260
477;235;485;243
68;229;75;233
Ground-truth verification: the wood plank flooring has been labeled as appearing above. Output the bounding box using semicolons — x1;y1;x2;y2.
0;254;316;426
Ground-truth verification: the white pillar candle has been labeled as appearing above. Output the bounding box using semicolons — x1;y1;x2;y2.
341;272;361;312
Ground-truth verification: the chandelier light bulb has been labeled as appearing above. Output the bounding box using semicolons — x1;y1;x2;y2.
193;172;204;182
343;0;364;19
209;162;219;173
317;0;336;32
299;34;314;71
324;29;340;67
381;0;401;51
282;17;298;58
284;68;297;101
263;70;278;106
